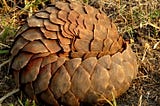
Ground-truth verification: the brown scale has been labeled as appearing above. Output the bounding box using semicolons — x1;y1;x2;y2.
10;1;138;106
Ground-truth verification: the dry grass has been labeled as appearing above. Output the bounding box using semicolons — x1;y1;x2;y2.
0;0;160;106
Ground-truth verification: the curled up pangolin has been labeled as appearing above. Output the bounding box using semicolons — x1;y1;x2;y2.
10;0;138;106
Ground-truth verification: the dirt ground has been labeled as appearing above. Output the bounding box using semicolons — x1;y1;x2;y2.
0;0;160;106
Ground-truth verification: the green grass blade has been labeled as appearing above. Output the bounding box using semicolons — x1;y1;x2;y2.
0;50;9;54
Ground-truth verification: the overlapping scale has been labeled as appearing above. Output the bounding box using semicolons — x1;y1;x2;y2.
10;1;138;106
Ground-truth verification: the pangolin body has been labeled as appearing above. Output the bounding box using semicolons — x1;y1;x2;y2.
10;1;138;105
